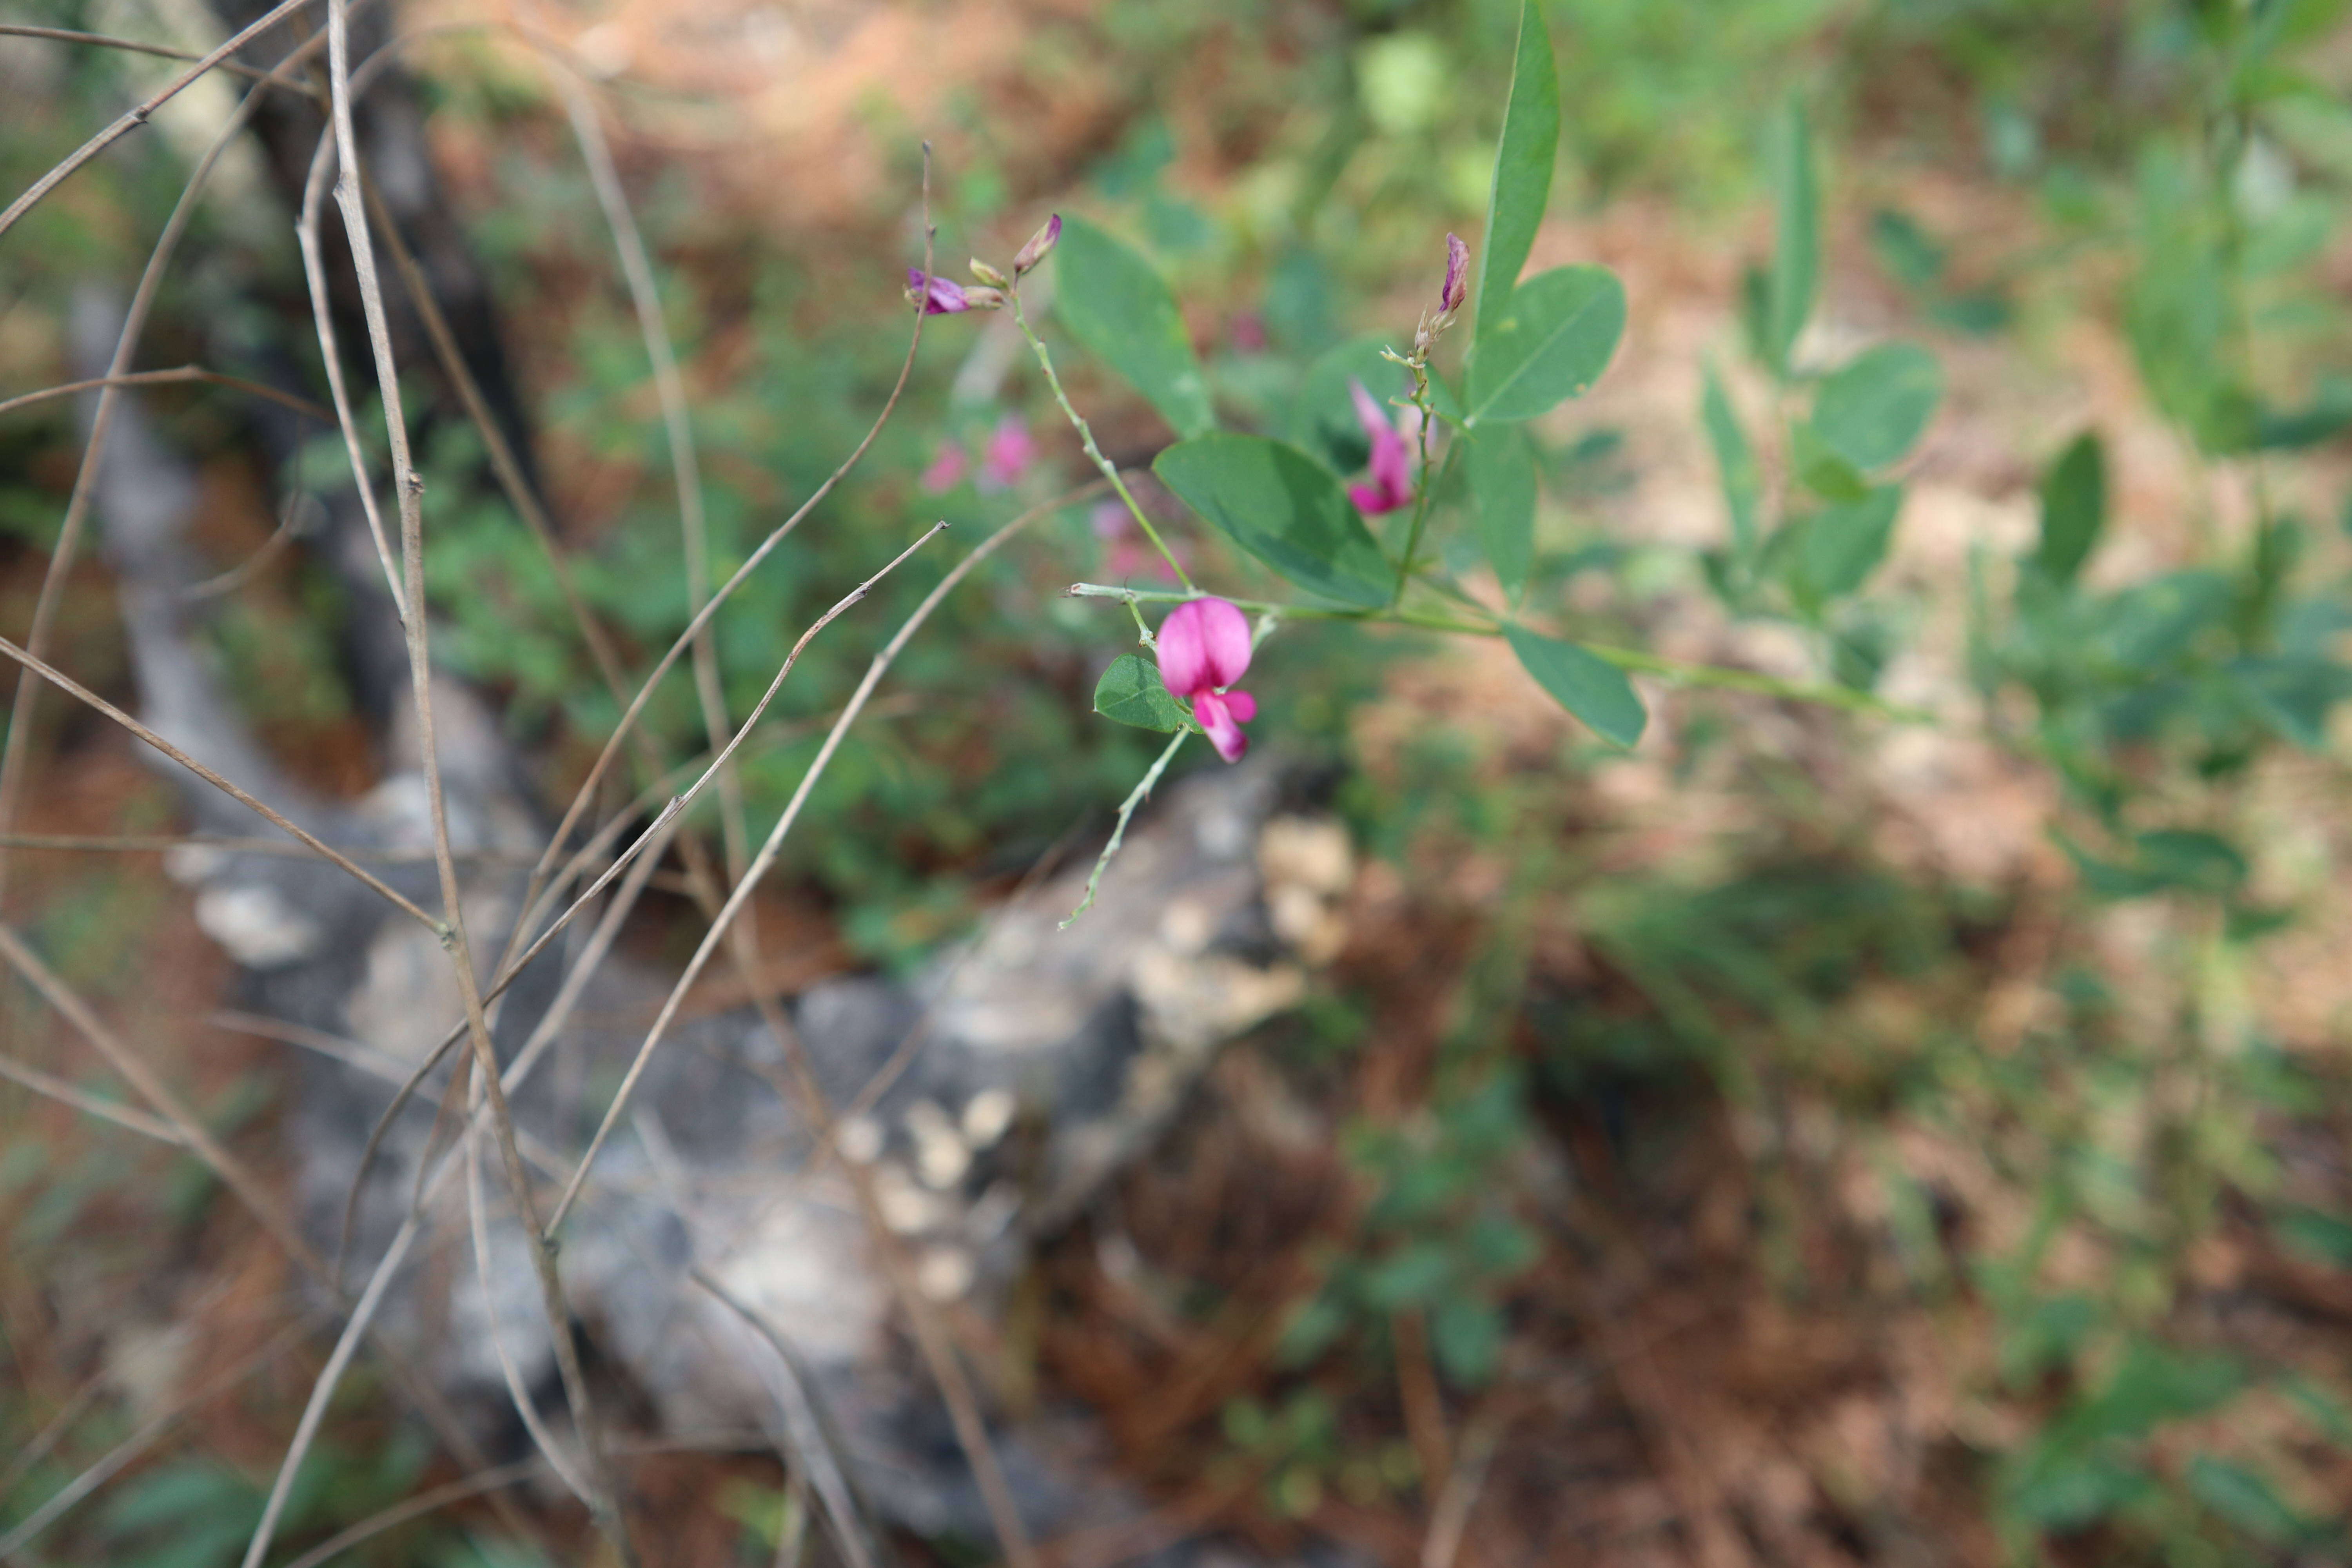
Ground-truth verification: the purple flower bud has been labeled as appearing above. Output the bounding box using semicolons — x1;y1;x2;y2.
907;269;971;314
1013;213;1062;276
969;257;1009;287
1440;233;1469;314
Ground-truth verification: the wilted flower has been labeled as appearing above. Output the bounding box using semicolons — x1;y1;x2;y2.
1013;213;1062;276
1345;377;1421;516
979;416;1035;491
1156;597;1256;764
1440;232;1469;315
907;269;971;314
907;270;1004;314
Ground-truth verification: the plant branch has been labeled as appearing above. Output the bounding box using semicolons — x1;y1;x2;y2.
1007;284;1194;590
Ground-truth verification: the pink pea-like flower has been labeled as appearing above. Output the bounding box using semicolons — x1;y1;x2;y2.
1440;232;1469;314
1345;377;1420;516
979;416;1035;491
1157;597;1256;763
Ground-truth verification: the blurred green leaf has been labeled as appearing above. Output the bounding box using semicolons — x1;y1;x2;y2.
1810;343;1942;471
1154;434;1392;606
1093;652;1195;733
1779;485;1902;607
2185;1455;2308;1545
2034;432;2106;586
2095;570;2231;669
1789;421;1873;503
1053;216;1215;438
1759;101;1819;377
1466;265;1625;424
1505;626;1645;746
1431;1295;1505;1385
1700;363;1759;561
1467;425;1538;602
2229;655;2352;748
1472;0;1559;339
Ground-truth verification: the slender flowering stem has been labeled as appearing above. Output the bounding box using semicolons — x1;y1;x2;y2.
1008;284;1195;590
1389;356;1443;607
1063;584;1927;720
1062;729;1187;928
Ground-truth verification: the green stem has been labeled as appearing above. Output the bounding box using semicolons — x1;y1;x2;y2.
1064;583;1926;720
1390;372;1440;608
1009;286;1194;592
1062;728;1187;928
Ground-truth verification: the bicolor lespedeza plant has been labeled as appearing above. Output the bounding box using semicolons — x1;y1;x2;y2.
908;0;1886;925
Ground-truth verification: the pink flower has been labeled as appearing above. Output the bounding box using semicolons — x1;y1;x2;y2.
1156;596;1256;763
920;442;968;492
979;416;1034;491
1345;378;1420;516
906;270;1002;314
1440;232;1469;314
907;269;971;314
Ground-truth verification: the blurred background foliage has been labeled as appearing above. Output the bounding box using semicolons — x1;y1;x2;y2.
12;0;2352;1563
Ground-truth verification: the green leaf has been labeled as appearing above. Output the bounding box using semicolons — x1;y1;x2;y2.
2095;570;2231;670
1472;0;1560;341
1289;336;1410;476
1810;343;1942;470
1431;1295;1505;1386
1778;485;1903;608
1700;363;1759;560
2185;1456;2308;1545
1504;625;1645;746
1093;652;1196;733
1760;101;1819;377
1153;434;1393;607
2229;655;2352;748
1467;426;1538;602
1466;265;1625;424
1052;215;1215;438
2034;432;2106;585
1789;421;1872;503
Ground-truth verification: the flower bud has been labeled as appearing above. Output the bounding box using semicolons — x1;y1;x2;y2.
1012;213;1062;276
1439;232;1469;315
961;285;1007;310
969;257;1009;287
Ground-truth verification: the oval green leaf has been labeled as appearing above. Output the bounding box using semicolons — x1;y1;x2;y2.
1153;434;1394;608
1810;342;1943;471
1053;216;1216;439
2034;430;2105;586
1505;625;1645;746
1094;652;1196;733
1467;426;1538;603
1467;265;1626;425
1473;0;1561;341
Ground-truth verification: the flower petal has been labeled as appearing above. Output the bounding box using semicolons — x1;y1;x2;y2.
1193;691;1249;763
1220;688;1256;723
1368;422;1415;509
1156;599;1209;696
906;269;969;314
1441;232;1469;314
1348;377;1389;443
